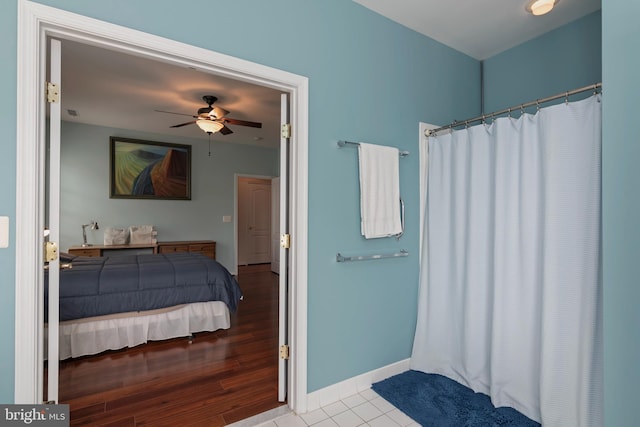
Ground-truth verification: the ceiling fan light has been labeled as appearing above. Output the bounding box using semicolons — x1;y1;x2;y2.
209;106;229;120
196;119;224;134
526;0;557;16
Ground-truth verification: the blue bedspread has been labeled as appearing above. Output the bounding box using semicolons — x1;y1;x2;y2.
46;252;242;321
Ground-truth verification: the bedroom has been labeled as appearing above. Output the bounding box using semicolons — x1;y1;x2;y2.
57;39;283;271
49;35;289;423
1;1;638;427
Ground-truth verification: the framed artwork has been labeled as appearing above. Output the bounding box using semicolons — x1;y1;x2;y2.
109;137;191;200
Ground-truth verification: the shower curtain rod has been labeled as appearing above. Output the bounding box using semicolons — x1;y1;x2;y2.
425;82;602;137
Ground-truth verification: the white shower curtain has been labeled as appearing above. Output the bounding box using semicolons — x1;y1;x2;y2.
411;95;602;426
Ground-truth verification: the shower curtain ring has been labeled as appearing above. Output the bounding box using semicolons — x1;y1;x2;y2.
536;100;540;111
565;91;569;105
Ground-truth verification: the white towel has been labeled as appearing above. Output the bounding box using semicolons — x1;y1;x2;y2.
358;142;402;239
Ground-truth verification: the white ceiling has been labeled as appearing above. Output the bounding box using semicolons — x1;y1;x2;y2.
353;0;601;60
60;1;601;145
60;40;283;148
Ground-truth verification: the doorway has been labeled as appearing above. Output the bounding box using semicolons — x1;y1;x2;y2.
15;0;309;415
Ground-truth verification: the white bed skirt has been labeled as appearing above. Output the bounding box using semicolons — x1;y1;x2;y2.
47;301;230;360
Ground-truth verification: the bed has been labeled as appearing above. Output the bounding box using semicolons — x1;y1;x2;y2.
45;252;242;359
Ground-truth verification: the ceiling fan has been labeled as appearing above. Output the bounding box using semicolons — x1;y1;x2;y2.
156;95;262;135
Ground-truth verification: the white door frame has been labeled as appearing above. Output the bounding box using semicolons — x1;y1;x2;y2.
15;0;309;413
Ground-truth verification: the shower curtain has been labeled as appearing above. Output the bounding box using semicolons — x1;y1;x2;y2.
411;95;602;426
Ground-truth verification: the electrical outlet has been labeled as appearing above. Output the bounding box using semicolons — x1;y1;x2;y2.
0;216;9;248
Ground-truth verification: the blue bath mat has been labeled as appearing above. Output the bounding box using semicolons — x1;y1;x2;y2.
372;370;540;427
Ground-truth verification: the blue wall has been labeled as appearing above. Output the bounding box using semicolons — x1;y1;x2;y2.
0;0;479;401
0;0;17;404
483;11;601;112
602;1;640;426
59;121;278;273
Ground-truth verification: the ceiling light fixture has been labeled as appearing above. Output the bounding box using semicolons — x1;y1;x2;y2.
526;0;557;16
196;119;224;135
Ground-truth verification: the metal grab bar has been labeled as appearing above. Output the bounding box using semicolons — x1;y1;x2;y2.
336;249;409;263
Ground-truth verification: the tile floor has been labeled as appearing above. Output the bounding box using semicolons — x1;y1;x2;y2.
256;388;420;427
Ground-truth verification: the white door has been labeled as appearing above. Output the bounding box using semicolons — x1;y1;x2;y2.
271;177;281;274
45;37;62;403
238;177;272;265
278;93;290;402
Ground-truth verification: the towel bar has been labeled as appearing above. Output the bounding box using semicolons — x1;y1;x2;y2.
337;140;409;157
336;249;409;263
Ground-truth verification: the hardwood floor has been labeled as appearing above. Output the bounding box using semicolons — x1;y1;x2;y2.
56;264;284;426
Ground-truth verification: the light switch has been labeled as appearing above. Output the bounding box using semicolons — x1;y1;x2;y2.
0;216;9;248
223;215;232;223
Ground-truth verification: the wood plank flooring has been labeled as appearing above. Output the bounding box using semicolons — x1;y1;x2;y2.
55;264;284;426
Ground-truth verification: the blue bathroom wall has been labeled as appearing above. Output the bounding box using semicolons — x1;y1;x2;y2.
483;10;601;113
0;0;479;401
602;1;640;425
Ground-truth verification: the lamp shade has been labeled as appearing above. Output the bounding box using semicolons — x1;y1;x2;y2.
196;119;224;134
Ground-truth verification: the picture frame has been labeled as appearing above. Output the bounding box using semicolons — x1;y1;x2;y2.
109;137;191;200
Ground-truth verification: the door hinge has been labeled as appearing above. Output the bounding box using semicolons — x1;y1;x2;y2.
45;241;58;262
280;233;291;249
279;344;289;360
46;82;60;103
281;123;291;139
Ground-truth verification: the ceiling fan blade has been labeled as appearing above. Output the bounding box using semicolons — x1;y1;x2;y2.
155;109;196;118
219;125;234;135
222;118;262;128
170;120;196;128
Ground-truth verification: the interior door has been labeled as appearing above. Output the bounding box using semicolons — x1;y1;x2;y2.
45;37;62;403
238;177;272;265
246;180;271;264
278;93;290;402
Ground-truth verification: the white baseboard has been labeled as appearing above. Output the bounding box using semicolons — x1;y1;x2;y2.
305;358;411;412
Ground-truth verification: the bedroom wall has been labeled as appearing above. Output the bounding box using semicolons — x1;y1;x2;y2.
59;121;278;272
0;0;480;401
482;10;602;112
